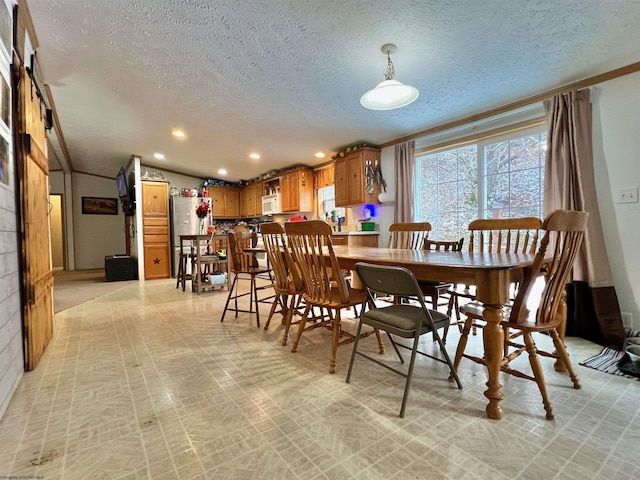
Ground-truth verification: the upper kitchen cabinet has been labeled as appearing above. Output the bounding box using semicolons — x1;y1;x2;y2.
240;181;264;217
205;186;240;218
281;168;314;212
334;147;381;207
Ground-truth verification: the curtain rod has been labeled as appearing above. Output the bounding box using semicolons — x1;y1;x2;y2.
380;61;640;149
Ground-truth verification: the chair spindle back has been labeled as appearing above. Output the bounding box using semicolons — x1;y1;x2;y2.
509;210;588;327
468;217;542;254
285;220;350;304
388;222;432;250
260;222;302;293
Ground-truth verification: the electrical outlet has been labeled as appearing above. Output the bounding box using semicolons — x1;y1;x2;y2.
616;186;638;204
621;312;633;329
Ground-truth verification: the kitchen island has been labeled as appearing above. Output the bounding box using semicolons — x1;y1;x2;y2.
331;231;379;247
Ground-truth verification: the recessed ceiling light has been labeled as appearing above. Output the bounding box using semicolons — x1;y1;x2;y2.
218;168;228;176
314;152;326;158
249;153;261;159
153;153;165;160
171;129;185;138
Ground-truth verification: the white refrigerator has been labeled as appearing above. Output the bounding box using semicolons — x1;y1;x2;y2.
170;196;212;277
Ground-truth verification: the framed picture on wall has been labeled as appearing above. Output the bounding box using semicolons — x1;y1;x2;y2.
81;197;118;215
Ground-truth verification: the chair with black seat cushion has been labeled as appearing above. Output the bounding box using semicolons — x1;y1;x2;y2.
220;231;274;327
346;262;463;418
285;220;384;374
452;209;588;419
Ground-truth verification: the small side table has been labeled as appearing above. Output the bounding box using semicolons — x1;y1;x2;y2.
105;255;138;282
179;235;230;294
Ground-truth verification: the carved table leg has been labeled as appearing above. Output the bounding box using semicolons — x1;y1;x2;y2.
482;304;505;420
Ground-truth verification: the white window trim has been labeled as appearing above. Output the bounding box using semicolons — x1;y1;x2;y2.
414;125;547;238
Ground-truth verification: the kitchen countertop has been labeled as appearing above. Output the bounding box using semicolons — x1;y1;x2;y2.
332;231;379;235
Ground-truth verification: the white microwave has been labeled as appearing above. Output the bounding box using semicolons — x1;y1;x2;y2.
261;193;281;215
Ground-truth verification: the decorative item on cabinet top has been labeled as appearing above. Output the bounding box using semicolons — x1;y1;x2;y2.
141;167;166;180
204;178;237;187
332;143;377;159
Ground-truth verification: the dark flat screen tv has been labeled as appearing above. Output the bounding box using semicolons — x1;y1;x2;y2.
116;167;135;216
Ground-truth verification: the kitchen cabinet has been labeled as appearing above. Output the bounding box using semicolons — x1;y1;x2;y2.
254;181;264;215
241;181;264;217
239;187;248;216
206;186;239;218
243;183;255;216
141;180;171;279
314;164;334;189
281;168;314;212
334;147;381;207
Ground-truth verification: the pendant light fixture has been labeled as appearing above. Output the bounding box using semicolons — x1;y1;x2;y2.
360;44;419;110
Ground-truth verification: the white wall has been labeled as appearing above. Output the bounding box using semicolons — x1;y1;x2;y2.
72;173;128;269
592;71;640;327
0;0;22;420
0;161;22;421
159;170;206;195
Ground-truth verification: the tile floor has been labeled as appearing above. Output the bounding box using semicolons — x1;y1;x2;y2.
1;277;639;479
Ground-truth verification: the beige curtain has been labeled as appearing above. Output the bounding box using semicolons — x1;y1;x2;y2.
394;141;415;223
544;89;625;349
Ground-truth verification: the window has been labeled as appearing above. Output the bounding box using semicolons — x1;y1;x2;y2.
318;185;335;219
415;128;547;240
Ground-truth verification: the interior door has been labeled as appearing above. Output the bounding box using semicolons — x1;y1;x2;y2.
15;66;53;371
142;181;171;279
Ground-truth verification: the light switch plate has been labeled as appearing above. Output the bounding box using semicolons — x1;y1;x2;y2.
616;186;638;204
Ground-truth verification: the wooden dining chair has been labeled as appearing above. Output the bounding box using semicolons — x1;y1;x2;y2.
347;262;462;417
446;217;543;335
260;222;306;345
387;222;431;249
285;220;385;374
452;210;588;419
220;231;273;327
421;238;465;342
387;222;457;311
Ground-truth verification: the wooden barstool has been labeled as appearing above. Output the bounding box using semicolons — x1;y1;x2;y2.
176;253;194;291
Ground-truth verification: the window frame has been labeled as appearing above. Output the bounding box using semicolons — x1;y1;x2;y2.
414;123;547;240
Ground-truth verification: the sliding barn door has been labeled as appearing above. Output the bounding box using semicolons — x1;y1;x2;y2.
15;65;53;370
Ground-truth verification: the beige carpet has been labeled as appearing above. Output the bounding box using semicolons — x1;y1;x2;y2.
53;269;138;313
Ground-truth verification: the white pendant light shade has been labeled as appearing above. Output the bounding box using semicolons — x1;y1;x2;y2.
361;44;419;111
360;79;419;110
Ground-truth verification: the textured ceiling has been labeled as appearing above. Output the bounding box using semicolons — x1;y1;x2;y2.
29;0;640;182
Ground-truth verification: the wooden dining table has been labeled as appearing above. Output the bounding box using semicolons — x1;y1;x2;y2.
331;245;536;420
